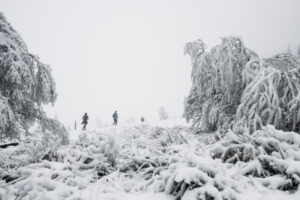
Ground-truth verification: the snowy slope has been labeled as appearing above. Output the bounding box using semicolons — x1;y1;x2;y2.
1;119;300;200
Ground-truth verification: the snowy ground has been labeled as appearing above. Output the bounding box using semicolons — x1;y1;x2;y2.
1;119;300;200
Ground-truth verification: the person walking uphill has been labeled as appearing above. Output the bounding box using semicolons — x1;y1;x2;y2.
82;113;89;130
112;111;118;126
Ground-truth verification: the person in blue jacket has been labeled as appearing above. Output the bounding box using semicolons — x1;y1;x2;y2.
112;111;118;126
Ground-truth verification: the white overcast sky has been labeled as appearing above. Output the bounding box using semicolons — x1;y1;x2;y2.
1;0;300;128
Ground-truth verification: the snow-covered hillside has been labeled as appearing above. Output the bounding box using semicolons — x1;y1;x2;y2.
1;119;300;200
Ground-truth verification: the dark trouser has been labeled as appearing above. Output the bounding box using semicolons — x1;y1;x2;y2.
113;119;118;126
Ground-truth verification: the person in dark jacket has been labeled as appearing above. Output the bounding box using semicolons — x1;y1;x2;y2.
141;116;145;123
112;111;118;126
82;113;89;130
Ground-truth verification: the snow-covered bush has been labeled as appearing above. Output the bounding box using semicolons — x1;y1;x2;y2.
158;150;240;200
156;126;188;147
100;135;120;167
184;37;300;134
0;12;66;139
0;125;68;184
211;125;300;191
40;117;69;145
0;130;122;199
74;131;119;171
150;125;300;200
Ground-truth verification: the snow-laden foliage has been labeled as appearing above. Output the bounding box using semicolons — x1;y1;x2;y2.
184;37;257;132
0;12;65;139
0;95;18;139
210;125;300;192
184;37;300;133
0;124;68;182
235;54;300;134
0;130;120;199
153;125;300;200
1;122;300;200
40;117;69;145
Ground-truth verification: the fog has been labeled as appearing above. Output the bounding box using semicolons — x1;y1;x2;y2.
1;0;300;128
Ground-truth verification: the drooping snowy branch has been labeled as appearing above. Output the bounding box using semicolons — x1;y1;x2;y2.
235;55;300;134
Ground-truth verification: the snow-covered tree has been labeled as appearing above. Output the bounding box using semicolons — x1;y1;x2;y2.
297;45;300;56
184;37;257;132
159;106;168;120
0;12;66;141
184;37;300;134
235;53;300;134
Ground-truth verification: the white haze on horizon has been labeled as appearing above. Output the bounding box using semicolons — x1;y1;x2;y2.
1;0;300;129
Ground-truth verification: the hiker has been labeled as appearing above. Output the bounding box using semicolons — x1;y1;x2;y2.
141;116;145;123
82;113;89;130
112;111;118;126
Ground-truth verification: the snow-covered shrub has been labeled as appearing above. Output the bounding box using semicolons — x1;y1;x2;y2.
100;135;120;167
0;12;65;139
153;125;300;200
24;124;68;163
69;132;119;177
40;117;69;145
156;126;188;147
164;165;211;199
184;37;257;133
160;151;239;200
0;127;67;185
0;130;123;199
211;125;300;191
0;161;78;199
